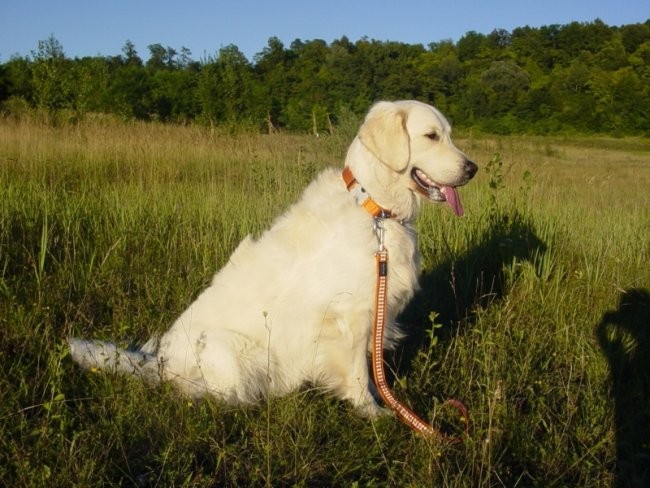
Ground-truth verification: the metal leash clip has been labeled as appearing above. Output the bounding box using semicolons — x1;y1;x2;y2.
373;217;386;252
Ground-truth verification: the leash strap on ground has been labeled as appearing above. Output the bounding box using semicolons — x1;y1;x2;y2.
371;249;470;442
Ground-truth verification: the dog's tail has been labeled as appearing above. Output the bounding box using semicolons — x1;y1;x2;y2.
68;338;161;383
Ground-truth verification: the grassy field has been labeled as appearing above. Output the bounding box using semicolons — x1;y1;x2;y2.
1;115;649;487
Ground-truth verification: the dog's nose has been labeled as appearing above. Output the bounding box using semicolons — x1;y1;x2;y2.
465;160;478;179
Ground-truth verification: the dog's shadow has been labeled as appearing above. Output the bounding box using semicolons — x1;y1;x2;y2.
596;288;650;487
392;210;546;377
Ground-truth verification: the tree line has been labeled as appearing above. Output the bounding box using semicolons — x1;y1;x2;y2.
1;18;649;135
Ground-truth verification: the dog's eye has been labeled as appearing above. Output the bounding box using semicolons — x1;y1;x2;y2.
425;132;440;142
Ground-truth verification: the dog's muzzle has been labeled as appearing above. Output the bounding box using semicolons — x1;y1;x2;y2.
411;160;478;217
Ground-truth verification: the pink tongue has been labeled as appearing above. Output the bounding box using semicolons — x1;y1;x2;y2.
440;186;464;216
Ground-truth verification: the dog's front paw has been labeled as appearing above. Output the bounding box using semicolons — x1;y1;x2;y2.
356;401;392;419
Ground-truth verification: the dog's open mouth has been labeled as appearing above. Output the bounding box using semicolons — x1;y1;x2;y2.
411;168;464;216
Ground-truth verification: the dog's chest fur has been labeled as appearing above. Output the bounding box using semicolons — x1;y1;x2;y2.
383;220;420;310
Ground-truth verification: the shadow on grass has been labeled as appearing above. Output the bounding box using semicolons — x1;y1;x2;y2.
394;211;546;366
596;288;650;488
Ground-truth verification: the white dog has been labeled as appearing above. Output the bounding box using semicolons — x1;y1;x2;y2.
69;100;477;417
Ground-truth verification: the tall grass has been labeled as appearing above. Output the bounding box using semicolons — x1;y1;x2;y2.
1;116;648;486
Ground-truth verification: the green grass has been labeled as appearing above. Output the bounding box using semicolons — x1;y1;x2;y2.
1;116;649;486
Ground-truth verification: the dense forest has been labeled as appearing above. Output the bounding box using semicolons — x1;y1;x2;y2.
1;18;649;134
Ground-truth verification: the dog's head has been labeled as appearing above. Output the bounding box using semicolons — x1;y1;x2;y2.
356;100;477;217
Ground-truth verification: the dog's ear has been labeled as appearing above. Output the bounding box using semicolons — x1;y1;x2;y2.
358;102;410;172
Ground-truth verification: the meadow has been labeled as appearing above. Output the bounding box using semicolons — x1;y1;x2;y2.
0;114;648;486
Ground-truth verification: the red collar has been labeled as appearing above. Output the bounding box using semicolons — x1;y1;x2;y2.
342;167;393;219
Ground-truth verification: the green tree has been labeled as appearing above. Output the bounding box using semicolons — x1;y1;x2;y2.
253;37;294;127
107;65;152;119
457;31;486;62
595;34;629;71
122;40;142;67
557;20;612;59
150;69;199;121
487;28;512;50
31;35;73;111
2;18;649;133
0;56;33;104
549;57;594;130
481;61;530;113
589;67;649;132
73;56;110;114
198;45;255;123
285;39;332;130
146;44;177;69
415;41;463;112
630;40;650;77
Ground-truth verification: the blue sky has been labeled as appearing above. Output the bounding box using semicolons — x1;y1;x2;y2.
1;0;648;62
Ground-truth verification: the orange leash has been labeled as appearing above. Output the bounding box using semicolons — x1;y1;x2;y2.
371;248;470;441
